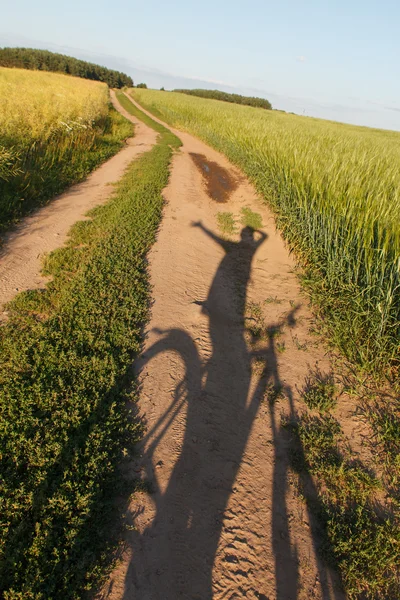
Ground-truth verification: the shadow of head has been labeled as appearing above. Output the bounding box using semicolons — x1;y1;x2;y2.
240;225;267;245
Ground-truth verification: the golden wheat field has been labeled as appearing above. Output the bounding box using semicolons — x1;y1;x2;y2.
0;67;130;229
0;67;109;143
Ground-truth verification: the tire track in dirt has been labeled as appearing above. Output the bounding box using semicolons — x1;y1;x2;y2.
0;90;157;312
100;95;345;600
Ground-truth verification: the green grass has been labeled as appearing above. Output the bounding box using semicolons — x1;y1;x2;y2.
240;207;263;230
264;296;283;305
289;413;400;599
245;301;266;339
216;208;262;237
276;341;286;353
362;394;400;493
216;211;237;237
131;88;400;376
0;95;181;598
263;382;285;405
117;91;177;143
301;367;337;412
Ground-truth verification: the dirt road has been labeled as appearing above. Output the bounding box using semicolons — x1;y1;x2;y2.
0;91;157;312
100;95;344;600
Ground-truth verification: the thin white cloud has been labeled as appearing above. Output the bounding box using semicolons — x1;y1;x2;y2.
186;74;236;87
368;100;400;113
297;55;306;63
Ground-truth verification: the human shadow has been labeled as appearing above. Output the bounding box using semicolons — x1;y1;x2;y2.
120;223;341;599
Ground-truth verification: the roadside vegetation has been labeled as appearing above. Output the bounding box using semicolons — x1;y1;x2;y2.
0;68;132;232
0;47;133;87
0;93;181;598
131;88;400;377
217;211;237;237
289;383;400;599
173;88;272;109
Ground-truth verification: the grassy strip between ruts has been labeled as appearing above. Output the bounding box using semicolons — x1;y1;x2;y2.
0;95;181;599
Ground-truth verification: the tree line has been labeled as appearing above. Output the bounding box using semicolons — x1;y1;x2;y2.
0;47;133;88
173;88;272;110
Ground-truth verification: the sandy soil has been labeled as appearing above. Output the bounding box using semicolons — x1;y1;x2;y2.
0;90;157;312
99;96;346;600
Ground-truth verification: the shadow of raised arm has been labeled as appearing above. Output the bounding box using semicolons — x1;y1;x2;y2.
256;230;268;247
192;221;231;252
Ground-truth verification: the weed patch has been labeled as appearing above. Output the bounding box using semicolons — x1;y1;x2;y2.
289;414;400;599
301;367;337;412
361;393;400;494
217;211;237;237
241;207;263;230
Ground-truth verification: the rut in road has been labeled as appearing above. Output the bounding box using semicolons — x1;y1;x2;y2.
0;90;157;312
101;96;345;600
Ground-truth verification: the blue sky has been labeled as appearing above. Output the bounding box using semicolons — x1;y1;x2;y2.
1;0;400;130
